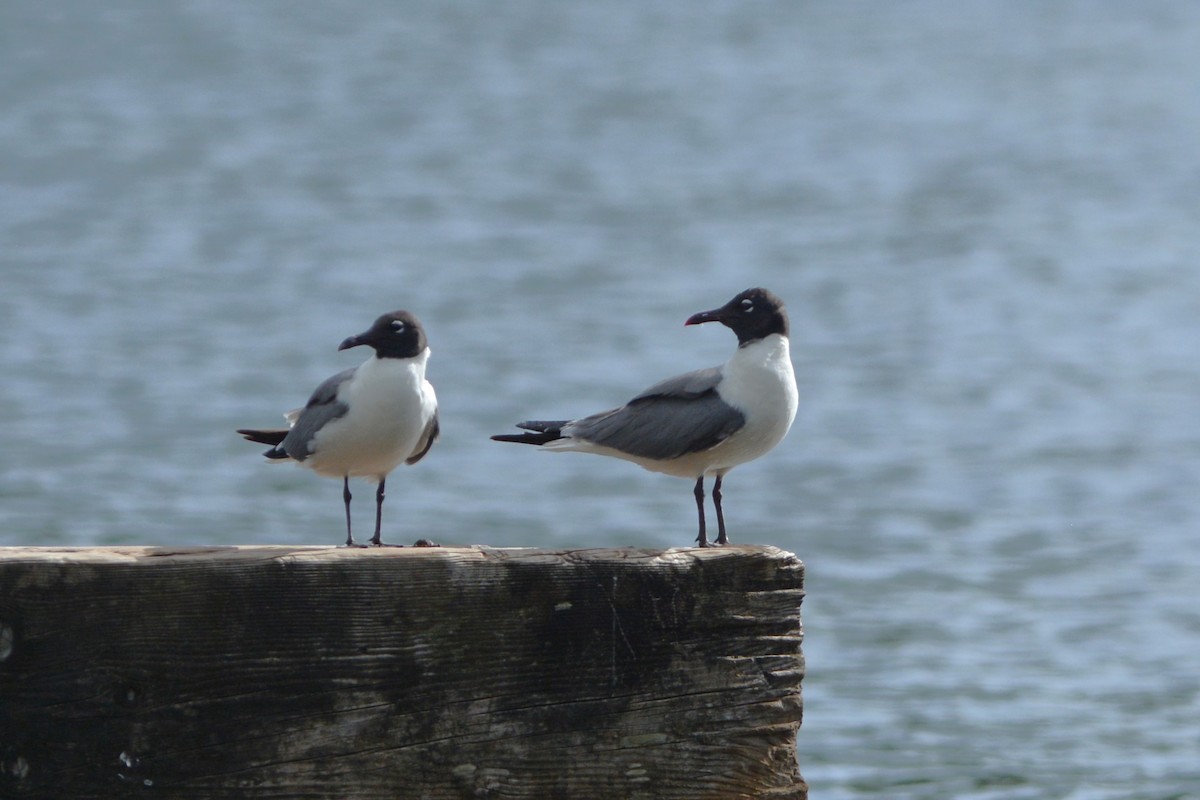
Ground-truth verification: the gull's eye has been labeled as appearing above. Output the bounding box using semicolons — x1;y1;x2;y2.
740;298;754;313
391;320;407;333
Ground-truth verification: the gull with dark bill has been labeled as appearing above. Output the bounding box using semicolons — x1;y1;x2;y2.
237;311;439;547
492;288;797;547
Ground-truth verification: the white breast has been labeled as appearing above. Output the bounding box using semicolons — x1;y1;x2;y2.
704;333;798;474
307;349;436;480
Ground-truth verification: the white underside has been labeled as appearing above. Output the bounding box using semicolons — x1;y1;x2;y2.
544;334;798;479
303;349;437;481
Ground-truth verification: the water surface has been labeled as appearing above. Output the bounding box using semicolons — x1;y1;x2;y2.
3;3;1198;797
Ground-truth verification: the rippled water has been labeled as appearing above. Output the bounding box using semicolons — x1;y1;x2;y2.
3;3;1199;797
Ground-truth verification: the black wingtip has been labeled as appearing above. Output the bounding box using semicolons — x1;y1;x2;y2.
237;428;288;446
491;420;568;446
490;432;559;446
237;428;292;460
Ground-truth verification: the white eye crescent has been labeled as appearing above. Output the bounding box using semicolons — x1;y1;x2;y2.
740;298;754;312
391;320;407;333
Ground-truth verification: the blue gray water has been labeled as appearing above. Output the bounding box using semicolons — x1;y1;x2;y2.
3;2;1198;797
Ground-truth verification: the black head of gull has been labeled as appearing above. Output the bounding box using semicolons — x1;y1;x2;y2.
338;310;429;359
684;287;789;346
492;288;798;547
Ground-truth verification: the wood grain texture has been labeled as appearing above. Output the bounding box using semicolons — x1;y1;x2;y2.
0;545;805;799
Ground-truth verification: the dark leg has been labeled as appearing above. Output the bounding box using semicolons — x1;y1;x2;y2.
693;476;709;547
342;477;358;547
370;478;386;546
713;474;728;545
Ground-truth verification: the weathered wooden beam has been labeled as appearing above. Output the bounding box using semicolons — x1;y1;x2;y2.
0;545;805;799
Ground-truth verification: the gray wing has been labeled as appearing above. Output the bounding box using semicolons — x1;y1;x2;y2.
405;410;440;465
630;366;723;402
568;367;745;460
280;367;354;461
